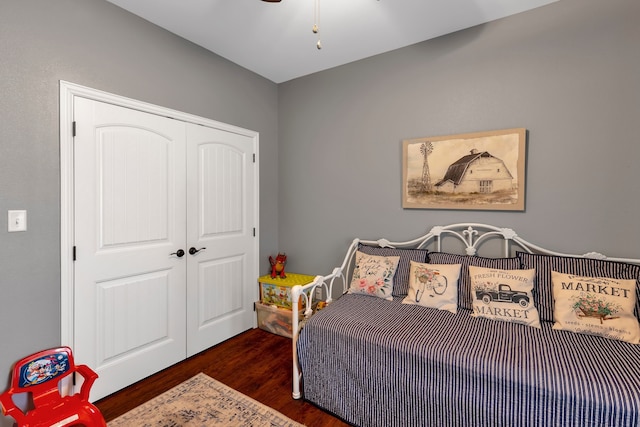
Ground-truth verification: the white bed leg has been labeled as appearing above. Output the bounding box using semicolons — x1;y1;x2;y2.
293;330;302;399
292;285;303;399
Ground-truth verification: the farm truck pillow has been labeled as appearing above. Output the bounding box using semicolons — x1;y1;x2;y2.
348;251;400;301
402;261;462;314
469;266;541;328
551;271;640;344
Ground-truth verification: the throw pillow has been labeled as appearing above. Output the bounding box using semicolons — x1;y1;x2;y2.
402;262;462;313
357;244;429;297
517;252;640;323
469;266;541;328
551;271;640;344
348;251;400;300
428;253;521;311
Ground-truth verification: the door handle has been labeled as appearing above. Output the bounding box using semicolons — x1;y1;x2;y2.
170;249;185;258
189;247;206;255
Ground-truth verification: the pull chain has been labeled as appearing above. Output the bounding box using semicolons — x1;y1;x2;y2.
313;0;321;49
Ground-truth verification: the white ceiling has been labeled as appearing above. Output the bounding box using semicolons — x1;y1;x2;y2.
105;0;558;84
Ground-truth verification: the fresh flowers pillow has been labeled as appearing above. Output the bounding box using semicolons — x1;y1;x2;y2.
348;251;400;300
469;266;541;328
552;271;640;344
402;262;462;313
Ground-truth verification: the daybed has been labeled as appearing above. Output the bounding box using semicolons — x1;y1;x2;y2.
290;223;640;427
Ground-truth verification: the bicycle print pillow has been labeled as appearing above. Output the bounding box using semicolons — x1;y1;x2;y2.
402;261;462;314
551;271;640;344
348;251;400;301
469;266;541;328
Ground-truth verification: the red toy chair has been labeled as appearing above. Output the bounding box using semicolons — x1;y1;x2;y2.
0;346;106;427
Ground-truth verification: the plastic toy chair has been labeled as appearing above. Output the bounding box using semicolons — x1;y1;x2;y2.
0;346;106;427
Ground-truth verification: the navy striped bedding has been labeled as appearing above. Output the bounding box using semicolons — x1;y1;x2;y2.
298;294;640;427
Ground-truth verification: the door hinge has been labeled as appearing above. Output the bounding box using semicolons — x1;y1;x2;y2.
72;121;76;137
73;246;77;261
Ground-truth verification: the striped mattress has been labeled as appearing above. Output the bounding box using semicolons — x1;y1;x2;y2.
297;293;640;427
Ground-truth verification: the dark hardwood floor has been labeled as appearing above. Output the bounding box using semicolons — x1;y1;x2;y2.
95;328;351;426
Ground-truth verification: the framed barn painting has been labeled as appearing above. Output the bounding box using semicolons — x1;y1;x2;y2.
402;128;527;211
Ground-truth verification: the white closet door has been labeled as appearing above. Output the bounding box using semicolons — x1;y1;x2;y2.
73;97;187;400
186;123;257;356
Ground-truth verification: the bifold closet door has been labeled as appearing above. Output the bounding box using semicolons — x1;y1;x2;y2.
72;97;258;400
73;97;188;400
185;123;256;356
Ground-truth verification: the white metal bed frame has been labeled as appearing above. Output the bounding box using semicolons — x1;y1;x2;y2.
289;223;640;399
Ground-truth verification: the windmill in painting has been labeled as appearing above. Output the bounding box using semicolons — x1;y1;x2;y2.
419;142;434;192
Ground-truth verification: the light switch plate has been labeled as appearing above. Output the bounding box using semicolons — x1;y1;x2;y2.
8;210;27;232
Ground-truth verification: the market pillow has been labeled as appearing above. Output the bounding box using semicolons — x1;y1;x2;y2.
348;251;400;301
402;262;462;313
357;244;429;297
428;253;521;311
469;266;541;328
551;271;640;344
517;252;640;323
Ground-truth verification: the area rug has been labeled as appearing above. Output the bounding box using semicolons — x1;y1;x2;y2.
108;373;305;427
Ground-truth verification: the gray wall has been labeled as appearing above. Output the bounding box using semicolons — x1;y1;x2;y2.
0;0;278;417
279;0;640;278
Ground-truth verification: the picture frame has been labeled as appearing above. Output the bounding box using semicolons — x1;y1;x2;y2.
402;128;527;211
